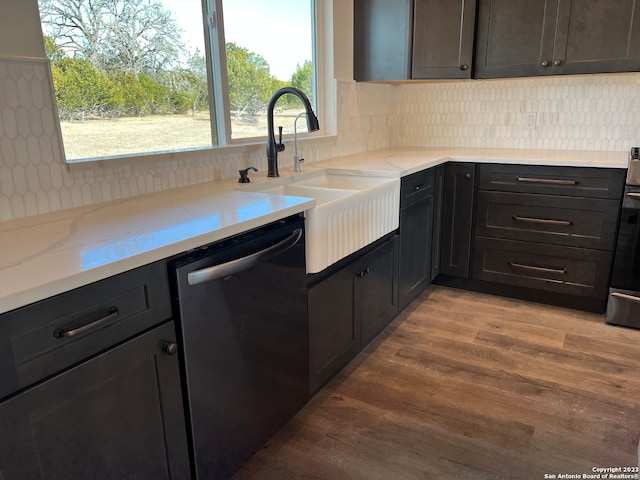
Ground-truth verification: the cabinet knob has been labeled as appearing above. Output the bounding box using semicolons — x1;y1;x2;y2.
460;64;469;71
356;267;371;279
553;59;562;66
541;60;550;67
464;173;472;180
162;342;179;356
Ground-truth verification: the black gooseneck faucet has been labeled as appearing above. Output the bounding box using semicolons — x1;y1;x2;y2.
266;87;320;177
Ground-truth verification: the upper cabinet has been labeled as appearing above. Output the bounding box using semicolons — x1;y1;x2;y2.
354;0;477;81
354;0;412;81
475;0;640;78
412;0;477;79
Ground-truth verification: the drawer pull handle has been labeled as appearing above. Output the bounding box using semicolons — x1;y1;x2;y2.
53;306;119;338
512;215;572;226
627;192;640;200
414;184;426;191
508;261;567;275
611;292;640;304
516;177;577;186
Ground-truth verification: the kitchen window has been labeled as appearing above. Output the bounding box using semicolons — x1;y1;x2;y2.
37;0;317;162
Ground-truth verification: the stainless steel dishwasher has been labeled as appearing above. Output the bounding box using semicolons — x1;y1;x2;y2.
169;214;308;479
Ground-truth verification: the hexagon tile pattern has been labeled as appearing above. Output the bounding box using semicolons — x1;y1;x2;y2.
2;56;640;222
0;59;66;221
392;72;640;152
0;58;392;222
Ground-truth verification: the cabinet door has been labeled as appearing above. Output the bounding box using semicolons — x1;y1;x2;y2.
399;195;434;310
358;237;399;345
552;0;640;74
354;0;412;81
412;0;477;79
0;322;189;480
475;0;559;78
308;264;359;393
440;163;476;278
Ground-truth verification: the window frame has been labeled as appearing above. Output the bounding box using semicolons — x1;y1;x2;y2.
39;0;332;164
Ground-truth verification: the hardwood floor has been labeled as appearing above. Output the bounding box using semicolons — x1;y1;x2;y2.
234;286;640;479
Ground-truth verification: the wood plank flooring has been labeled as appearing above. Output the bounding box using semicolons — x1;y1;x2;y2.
234;286;640;480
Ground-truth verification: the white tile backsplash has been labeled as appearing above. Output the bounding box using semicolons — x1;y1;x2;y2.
393;74;640;151
2;57;640;222
0;59;393;221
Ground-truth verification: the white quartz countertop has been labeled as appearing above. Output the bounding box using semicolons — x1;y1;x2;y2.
313;147;629;177
0;147;629;314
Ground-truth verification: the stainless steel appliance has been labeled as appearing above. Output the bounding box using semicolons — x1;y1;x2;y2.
169;214;308;479
607;148;640;327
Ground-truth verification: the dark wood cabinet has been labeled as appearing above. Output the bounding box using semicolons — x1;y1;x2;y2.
308;263;359;393
475;0;640;78
308;236;398;393
412;0;477;79
354;0;412;81
0;261;172;400
473;237;612;299
0;261;190;479
439;163;476;278
0;321;190;480
398;169;435;310
354;0;477;81
475;191;621;250
477;163;626;199
473;163;624;312
358;237;399;345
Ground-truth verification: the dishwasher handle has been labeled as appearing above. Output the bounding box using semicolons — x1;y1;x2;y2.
187;228;303;286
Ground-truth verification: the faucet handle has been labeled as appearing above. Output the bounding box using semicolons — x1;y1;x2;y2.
277;126;285;152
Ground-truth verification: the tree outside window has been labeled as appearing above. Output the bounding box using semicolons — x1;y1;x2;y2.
37;0;316;161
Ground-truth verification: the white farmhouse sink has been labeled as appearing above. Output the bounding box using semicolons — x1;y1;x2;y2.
241;172;400;273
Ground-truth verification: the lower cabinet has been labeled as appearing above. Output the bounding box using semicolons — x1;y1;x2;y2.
473;236;612;299
0;321;190;480
440;162;476;278
398;168;436;310
308;235;398;393
359;238;400;345
433;162;623;313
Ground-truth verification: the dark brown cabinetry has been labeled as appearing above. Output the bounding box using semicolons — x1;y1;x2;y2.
354;0;412;81
473;164;625;311
439;163;476;278
412;0;477;79
354;0;476;81
308;262;358;393
0;262;189;480
398;168;435;310
308;236;398;393
475;0;640;78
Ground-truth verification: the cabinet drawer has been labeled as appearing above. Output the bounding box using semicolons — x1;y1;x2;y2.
476;191;620;250
478;164;625;199
0;261;171;400
401;168;435;208
473;237;612;299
